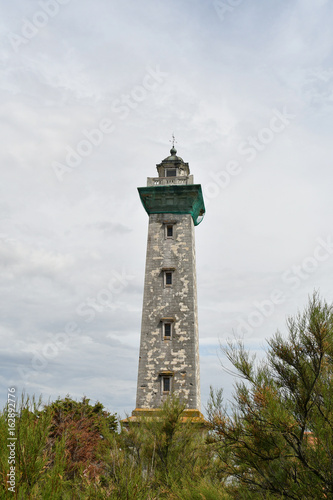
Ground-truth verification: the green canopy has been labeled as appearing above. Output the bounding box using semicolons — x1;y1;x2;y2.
138;184;205;226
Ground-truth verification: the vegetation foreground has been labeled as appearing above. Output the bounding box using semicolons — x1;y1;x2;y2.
1;293;333;499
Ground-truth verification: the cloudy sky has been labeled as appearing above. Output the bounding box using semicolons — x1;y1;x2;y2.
1;0;333;417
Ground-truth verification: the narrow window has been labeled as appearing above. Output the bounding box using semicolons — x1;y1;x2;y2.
162;268;175;288
163;377;171;393
165;272;172;286
164;323;171;338
166;225;173;238
164;223;175;239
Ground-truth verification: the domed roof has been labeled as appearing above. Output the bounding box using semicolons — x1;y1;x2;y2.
161;147;184;163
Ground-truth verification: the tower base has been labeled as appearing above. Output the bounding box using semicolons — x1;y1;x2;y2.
122;408;207;428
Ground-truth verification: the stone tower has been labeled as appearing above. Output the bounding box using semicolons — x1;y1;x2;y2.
132;144;205;419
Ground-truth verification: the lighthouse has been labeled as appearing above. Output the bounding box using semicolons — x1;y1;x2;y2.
132;140;205;419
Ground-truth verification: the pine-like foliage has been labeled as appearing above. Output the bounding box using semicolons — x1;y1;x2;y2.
117;396;229;499
208;292;333;499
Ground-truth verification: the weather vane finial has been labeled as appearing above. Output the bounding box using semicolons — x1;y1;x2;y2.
169;133;177;151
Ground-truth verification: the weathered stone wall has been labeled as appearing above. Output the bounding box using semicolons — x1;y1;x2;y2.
136;212;201;410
